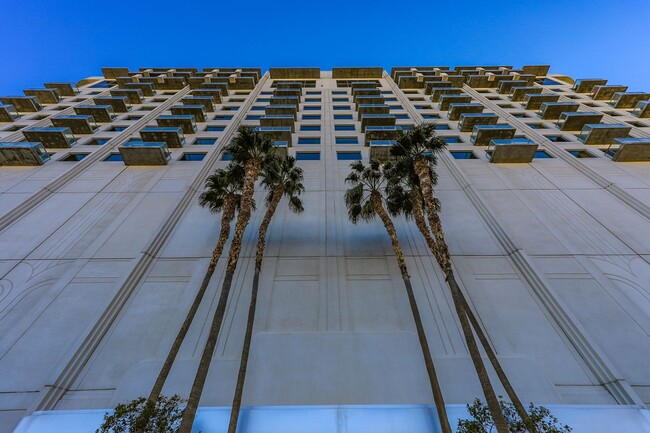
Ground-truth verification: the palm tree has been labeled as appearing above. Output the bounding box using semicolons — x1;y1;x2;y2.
227;155;305;433
178;126;276;433
344;160;452;433
390;123;523;433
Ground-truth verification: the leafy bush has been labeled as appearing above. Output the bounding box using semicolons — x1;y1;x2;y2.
96;395;185;433
457;398;572;433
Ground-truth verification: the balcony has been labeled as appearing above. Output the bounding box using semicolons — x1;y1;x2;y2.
275;81;303;89
538;101;579;120
470;125;516;146
110;89;144;104
573;79;607;93
170;105;207;122
156;115;197;134
0;142;50;166
23;89;61;104
273;89;302;100
521;65;551;76
438;94;472;111
431;87;461;102
365;126;398;145
273;141;288;158
458;113;498;132
270;95;300;106
118;141;170;165
357;104;390;120
590;85;628;101
497;80;528;95
44;82;78;96
138;76;187;90
93;96;130;113
369;140;397;161
123;82;156;96
352;88;381;97
260;115;296;132
425;81;456;95
0;96;42;112
609;92;650;109
332;68;383;79
139;127;186;148
269;68;320;79
578;123;632;145
74;105;115;123
398;75;425;89
354;95;385;109
361;114;396;132
486;138;538;163
51;115;97;134
606;138;650;162
467;74;511;88
632;100;649;118
509;86;542;102
182;96;216;112
448;103;484;121
523;93;559;110
555;112;603;131
0;105;20;122
22;127;76;148
350;81;379;89
191;88;222;104
265;104;298;119
255;126;292;146
197;81;230;96
101;67;130;79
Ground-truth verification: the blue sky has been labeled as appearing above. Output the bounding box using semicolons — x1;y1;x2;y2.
1;0;649;94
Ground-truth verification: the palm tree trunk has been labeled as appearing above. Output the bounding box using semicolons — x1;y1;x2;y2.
413;157;510;433
178;159;261;433
370;191;453;433
228;187;283;433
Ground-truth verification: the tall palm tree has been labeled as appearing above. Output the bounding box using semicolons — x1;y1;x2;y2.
228;155;305;433
390;123;522;433
178;126;276;433
344;160;452;433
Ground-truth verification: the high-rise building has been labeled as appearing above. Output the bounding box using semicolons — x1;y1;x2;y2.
1;66;649;433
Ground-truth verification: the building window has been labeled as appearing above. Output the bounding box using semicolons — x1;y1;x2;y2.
334;114;353;120
303;106;321;111
111;126;128;131
385;97;398;102
298;137;321;145
333;105;351;110
302;114;321;120
246;115;261;121
222;106;239;111
251;106;266;111
337;151;362;160
206;125;226;131
305;98;321;103
545;135;569;142
422;114;440;119
336;137;359;144
335;125;355;131
256;98;271;103
195;138;217;145
86;138;109;145
300;125;321;131
332;91;347;95
180;153;207;161
214;115;233;120
433;124;450;130
333;98;349;102
221;152;233;161
306;91;321;95
533;150;553;158
450;151;477;159
389;105;403;110
394;114;409;119
60;153;89;161
567;150;594;158
103;153;123;162
296;152;321;161
443;136;461;144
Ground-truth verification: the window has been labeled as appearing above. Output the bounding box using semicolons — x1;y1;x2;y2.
337;151;362;160
332;91;347;95
336;137;358;144
103;153;123;162
533;150;553;158
433;124;450;130
450;151;477;159
296;152;320;161
567;150;594;158
306;91;321;95
394;114;409;119
206;125;226;131
90;81;112;88
305;98;321;103
180;153;207;161
111;126;128;131
230;98;246;103
527;123;543;129
302;114;321;120
214;115;233;120
61;153;89;161
86;138;109;146
422;114;439;119
298;137;321;145
545;135;569;142
300;125;321;131
127;115;143;120
334;114;353;120
195;138;217;145
221;152;233;161
335;125;355;131
380;91;392;95
256;98;270;103
260;91;273;95
333;105;350;110
251;106;266;111
333;98;349;102
443;136;461;144
389;105;403;110
512;113;527;118
221;106;238;111
303;106;321;111
246;115;261;120
385;97;398;102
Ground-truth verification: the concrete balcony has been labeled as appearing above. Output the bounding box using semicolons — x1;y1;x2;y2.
486;138;538;163
538;101;579;120
573;79;607;93
369;140;397;161
270;68;320;80
578;123;631;145
364;126;398;145
273;89;302;100
556;112;604;131
438;94;472;111
431;87;461;102
22;127;76;148
458;113;498;132
0;96;42;112
497;80;528;95
23;89;61;104
609;92;650;109
101;67;129;79
110;88;144;104
0;105;20;122
260;115;296;132
170;105;207;122
181;96;215;112
448;103;484;121
350;81;379;89
273;141;288;158
352;88;380;97
590;85;628;101
156;115;197;134
191;89;222;104
118;141;170;165
361;114;396;132
470;125;516;146
255;126;292;146
523;93;560;110
521;65;551;76
275;81;303;89
123;82;156;96
74;105;115;123
44;82;78;96
468;74;511;88
509;86;542;102
397;75;425;89
606;138;650;162
425;81;456;95
266;104;298;119
0;142;50;166
354;95;385;109
632;100;649;118
358;104;390;120
194;82;229;96
93;96;130;113
138;76;187;90
51;115;97;134
270;96;300;106
139;127;186;148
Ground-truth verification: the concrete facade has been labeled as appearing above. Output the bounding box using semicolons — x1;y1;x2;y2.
1;66;650;433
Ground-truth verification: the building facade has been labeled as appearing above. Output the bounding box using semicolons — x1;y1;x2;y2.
0;66;649;433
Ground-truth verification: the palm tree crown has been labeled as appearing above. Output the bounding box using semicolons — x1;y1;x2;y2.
198;163;247;214
344;159;390;223
389;122;447;164
261;155;305;214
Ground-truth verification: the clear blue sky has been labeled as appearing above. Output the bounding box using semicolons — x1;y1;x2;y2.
1;0;649;95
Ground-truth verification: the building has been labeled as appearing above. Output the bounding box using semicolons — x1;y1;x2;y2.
0;65;649;433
